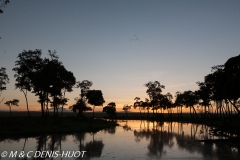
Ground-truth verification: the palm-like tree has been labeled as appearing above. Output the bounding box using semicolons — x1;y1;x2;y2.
4;99;19;117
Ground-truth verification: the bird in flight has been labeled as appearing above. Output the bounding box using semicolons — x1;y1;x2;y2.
130;35;140;41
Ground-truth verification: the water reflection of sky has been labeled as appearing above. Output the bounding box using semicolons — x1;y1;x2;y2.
0;120;239;159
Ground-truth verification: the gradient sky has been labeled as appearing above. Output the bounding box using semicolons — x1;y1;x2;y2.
0;0;240;112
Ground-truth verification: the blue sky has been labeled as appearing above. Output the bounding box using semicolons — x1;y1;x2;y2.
1;0;240;111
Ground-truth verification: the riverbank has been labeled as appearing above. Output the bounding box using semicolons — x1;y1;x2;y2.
0;116;118;139
1;111;239;137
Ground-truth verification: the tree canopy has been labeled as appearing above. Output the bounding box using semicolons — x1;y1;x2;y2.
13;49;76;117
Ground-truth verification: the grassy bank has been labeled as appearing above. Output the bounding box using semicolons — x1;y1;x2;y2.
0;111;239;137
0;115;118;138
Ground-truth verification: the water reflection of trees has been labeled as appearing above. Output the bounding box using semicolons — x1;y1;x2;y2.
121;120;132;132
74;132;104;160
133;121;240;159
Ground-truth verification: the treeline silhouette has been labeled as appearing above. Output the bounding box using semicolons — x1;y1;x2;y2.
1;49;106;119
134;55;240;121
1;49;240;122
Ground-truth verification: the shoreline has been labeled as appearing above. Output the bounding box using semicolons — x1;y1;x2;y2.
0;111;239;139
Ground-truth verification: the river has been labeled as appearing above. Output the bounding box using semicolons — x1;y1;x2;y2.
0;120;239;159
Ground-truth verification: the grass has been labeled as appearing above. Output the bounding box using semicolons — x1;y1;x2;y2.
0;114;118;139
0;111;239;138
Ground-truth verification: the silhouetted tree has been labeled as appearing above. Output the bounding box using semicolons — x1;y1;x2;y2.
69;97;92;116
13;50;76;117
160;93;173;118
134;97;144;116
182;90;198;119
174;91;184;118
75;80;93;98
196;81;212;119
0;67;9;103
123;104;132;117
145;81;165;119
223;55;240;115
103;102;116;117
0;0;9;13
144;98;151;117
40;52;76;117
13;49;43;116
204;66;226;118
86;90;105;119
4;99;19;117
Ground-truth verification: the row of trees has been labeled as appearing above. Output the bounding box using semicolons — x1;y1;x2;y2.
1;51;240;119
134;55;240;120
1;49;106;118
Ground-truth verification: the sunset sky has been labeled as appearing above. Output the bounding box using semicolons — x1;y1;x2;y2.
1;0;240;112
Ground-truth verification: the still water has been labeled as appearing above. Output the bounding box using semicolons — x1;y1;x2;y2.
0;120;239;160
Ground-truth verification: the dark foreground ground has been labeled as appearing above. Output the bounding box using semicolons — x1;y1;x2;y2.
0;111;118;139
0;111;240;137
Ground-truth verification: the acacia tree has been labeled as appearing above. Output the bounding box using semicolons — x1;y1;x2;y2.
223;55;240;115
70;80;93;117
144;98;151;117
144;81;165;119
195;81;212;119
174;91;184;118
201;55;240;118
182;90;198;119
86;90;105;119
103;102;116;117
160;93;173;118
4;99;19;117
122;104;132;117
76;80;93;98
13;49;76;117
69;97;92;117
13;50;42;117
204;66;226;118
38;52;76;117
0;67;9;103
133;97;144;116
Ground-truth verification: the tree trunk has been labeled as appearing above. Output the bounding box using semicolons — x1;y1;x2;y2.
192;105;198;119
152;105;154;119
23;90;31;118
228;99;240;115
9;105;12;117
92;105;95;118
41;101;45;117
61;90;66;119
